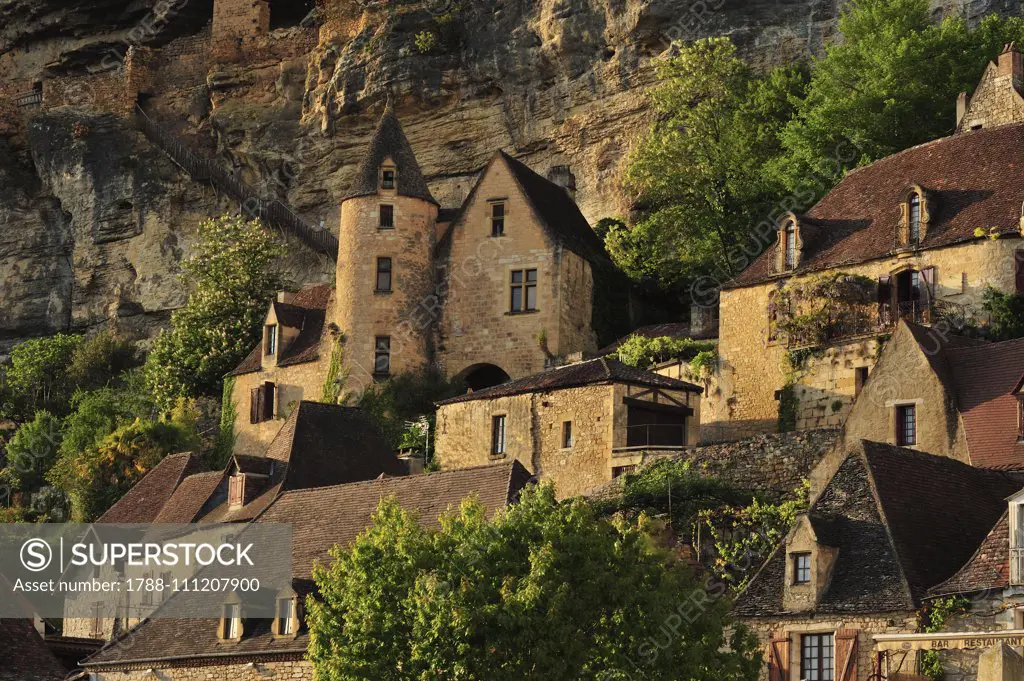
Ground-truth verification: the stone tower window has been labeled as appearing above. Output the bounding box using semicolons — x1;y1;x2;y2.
376;257;393;293
379;204;394;229
381;167;396;190
374;336;391;377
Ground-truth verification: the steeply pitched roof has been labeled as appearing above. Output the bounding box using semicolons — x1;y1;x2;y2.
0;619;66;681
227;284;333;377
930;511;1011;597
152;471;224;524
83;463;534;669
342;104;437;205
729;123;1024;288
735;441;1022;617
97;452;205;524
437;357;702;405
946;337;1024;469
200;402;406;523
599;321;718;355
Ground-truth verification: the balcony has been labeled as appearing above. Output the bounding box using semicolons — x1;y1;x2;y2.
783;299;969;349
615;423;689;452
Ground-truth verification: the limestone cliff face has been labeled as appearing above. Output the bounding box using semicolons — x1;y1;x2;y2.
0;0;1009;353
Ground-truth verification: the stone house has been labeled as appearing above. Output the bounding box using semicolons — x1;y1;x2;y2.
806;321;1024;492
736;441;1023;681
710;44;1024;439
79;462;533;678
434;357;702;498
226;105;607;452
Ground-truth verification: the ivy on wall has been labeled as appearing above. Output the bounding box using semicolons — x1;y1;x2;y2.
918;595;969;680
772;272;878;349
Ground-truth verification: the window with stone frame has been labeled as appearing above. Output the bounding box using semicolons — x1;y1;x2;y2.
381;167;396;190
510;269;538;313
908;192;922;245
491;414;506;456
490;201;506;236
374;336;391;377
274;596;298;636
379;204;395;229
265;324;278;355
784;221;797;269
376;257;393;292
895;404;917;446
221;602;242;640
792;552;811;584
249;382;276;424
899;185;930;247
561;421;573;448
801;633;834;681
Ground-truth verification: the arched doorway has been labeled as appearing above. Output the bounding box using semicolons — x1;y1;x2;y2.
455;363;511;392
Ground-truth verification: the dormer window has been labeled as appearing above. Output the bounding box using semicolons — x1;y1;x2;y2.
909;192;922;244
900;186;930;247
220;602;242;641
273;595;299;637
784;220;797;270
381;168;396;190
792;552;811;585
228;474;244;507
265;324;277;356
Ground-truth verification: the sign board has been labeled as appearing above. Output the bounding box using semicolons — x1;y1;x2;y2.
874;630;1024;652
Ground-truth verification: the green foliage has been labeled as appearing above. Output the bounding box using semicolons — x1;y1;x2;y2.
48;401;200;522
777;383;798;432
1;411;62;493
918;595;970;680
612;335;717;369
59;372;157;463
354;369;463;448
2;334;83;418
308;485;760;681
593;458;751;519
319;335;346;404
213;376;237;469
982;287;1024;341
698;481;809;593
770;2;1024;195
66;330;140;392
414;30;437;54
145;215;285;406
773;273;878;348
618;37;805;292
594;217;626;242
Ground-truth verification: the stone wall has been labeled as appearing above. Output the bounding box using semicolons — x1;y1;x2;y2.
711;238;1021;439
93;658;310;681
743;614;919;681
437;157;596;381
958;49;1024;132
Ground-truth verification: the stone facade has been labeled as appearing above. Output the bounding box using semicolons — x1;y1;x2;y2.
958;45;1024;133
92;658;310;681
435;381;699;499
436;155;597;381
711;238;1021;438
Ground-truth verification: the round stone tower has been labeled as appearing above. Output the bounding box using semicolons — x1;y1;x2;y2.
335;104;438;394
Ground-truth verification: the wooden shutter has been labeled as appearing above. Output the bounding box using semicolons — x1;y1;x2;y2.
836;630;859;681
768;635;790;681
250;387;260;424
1016;249;1024;293
920;267;936;304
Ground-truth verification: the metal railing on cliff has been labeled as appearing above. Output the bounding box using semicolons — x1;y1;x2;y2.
134;104;338;259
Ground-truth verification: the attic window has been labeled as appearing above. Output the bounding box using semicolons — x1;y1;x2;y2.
792;553;811;585
228;475;244;507
490;201;506;237
381;168;396;190
273;596;298;637
265;324;278;356
909;192;922;244
900;186;930;246
220;603;242;640
783;220;797;270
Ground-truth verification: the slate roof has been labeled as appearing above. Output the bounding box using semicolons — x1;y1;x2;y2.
930;511;1012;597
735;441;1022;617
152;471;224;524
599;321;718;355
342;104;438;205
0;619;66;681
437;357;702;405
227;284;332;377
83;463;534;669
96;452;205;523
945;337;1024;469
200;402;407;523
729;123;1024;288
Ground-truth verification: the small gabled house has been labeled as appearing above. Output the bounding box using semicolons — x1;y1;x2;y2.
80;463;534;680
434;357;702;498
736;441;1022;681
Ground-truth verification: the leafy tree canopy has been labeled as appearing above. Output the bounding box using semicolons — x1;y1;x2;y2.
611;335;716;370
308;485;760;681
146;215;285;406
1;411;62;494
351;368;464;449
2;334;83;419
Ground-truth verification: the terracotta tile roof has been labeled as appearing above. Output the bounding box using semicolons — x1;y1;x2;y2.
599;321;718;354
0;619;66;681
342;104;438;205
735;441;1022;616
930;511;1012;597
438;357;702;405
152;471;224;523
97;452;205;523
83;463;534;668
946;337;1024;469
729;124;1024;288
200;402;406;523
227;284;333;377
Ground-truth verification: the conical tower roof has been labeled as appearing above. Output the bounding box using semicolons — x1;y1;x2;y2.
343;103;438;205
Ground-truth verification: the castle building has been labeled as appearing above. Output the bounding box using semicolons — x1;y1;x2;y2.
708;44;1024;439
227;105;605;455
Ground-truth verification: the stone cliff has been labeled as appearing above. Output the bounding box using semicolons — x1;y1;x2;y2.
0;0;1004;353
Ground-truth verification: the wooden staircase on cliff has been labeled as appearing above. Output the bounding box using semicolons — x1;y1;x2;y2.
134;104;338;259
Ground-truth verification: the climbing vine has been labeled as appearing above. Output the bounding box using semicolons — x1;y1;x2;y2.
772;272;877;349
613;335;717;370
918;596;969;680
777;382;798;432
319;334;346;404
213;376;237;468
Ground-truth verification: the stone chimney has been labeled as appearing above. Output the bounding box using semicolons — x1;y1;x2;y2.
956;43;1024;133
997;42;1023;82
276;290;294;304
956;91;970;128
546;165;577;202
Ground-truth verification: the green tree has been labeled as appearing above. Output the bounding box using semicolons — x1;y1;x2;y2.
618;38;805;292
771;2;1024;195
59;371;158;463
1;411;63;493
1;334;83;418
352;368;463;448
145;215;285;406
308;485;760;681
611;335;716;370
982;287;1024;341
48;402;200;521
67;330;140;391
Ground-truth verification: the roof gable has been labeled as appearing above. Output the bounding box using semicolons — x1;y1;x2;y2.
930;511;1012;597
97;452;205;524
